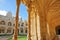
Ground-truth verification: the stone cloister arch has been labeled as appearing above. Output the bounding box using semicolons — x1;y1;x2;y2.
14;0;41;40
14;0;49;40
13;0;60;40
21;0;41;40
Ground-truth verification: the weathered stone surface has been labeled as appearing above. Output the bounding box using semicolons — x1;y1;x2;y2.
15;0;60;40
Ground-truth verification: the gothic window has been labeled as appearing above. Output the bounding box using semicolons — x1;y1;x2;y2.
13;24;20;27
1;21;5;25
21;23;24;27
1;29;5;33
18;24;20;27
13;29;14;34
0;28;5;33
26;23;28;26
8;22;12;26
7;29;11;33
20;28;23;33
25;29;27;33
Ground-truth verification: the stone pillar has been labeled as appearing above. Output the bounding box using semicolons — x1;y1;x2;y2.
28;9;31;40
35;10;38;40
36;10;41;40
13;6;19;40
22;0;39;40
29;6;39;40
13;0;21;40
28;4;37;40
30;9;36;40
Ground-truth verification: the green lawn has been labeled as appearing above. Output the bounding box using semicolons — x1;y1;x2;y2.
8;36;27;40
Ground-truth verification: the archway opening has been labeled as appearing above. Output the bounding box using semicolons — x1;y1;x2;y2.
56;25;60;35
19;2;28;40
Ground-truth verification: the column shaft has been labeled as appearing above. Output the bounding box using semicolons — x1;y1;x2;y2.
28;9;31;40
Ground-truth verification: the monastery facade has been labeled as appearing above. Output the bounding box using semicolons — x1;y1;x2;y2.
0;12;27;35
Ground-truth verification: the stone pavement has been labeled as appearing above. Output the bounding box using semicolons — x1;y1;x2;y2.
0;36;10;40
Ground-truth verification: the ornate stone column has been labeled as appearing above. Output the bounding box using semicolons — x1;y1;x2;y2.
28;10;31;40
27;2;38;40
30;7;36;40
35;9;38;40
29;4;39;40
13;0;21;40
35;9;41;40
27;1;40;40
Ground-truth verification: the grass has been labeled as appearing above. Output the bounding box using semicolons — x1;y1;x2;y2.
8;36;27;40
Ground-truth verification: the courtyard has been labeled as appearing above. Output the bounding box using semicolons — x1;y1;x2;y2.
0;35;27;40
8;36;27;40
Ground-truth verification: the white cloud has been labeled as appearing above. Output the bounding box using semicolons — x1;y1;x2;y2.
19;16;21;18
0;10;7;16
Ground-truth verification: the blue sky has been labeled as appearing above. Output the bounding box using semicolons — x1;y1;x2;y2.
0;0;28;20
